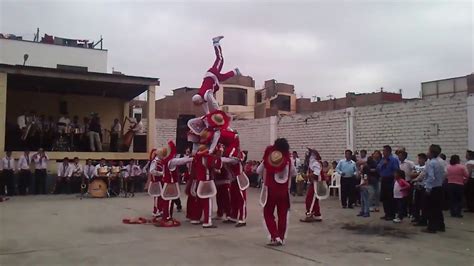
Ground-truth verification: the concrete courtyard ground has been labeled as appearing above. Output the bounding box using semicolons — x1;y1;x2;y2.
0;188;473;266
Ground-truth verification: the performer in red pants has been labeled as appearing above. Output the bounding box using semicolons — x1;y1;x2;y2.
155;141;193;227
148;151;164;218
192;36;241;114
257;138;296;246
215;146;231;220
300;149;323;223
194;145;222;228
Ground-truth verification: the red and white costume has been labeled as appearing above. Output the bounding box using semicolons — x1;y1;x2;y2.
215;164;232;219
222;147;247;225
185;160;202;223
193;148;222;228
303;154;323;221
149;154;164;217
153;141;193;227
257;146;296;245
193;39;238;114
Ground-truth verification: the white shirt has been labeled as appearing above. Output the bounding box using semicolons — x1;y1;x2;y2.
18;154;32;170
393;181;403;199
125;164;142;177
466;160;474;179
291;157;301;171
132;121;145;135
83;164;95;179
57;163;72;177
308;156;321;177
2;157;16;171
17;115;26;129
400;160;415;181
58;116;71;126
71;163;83;176
33;153;49;169
94;164;109;177
111;123;122;134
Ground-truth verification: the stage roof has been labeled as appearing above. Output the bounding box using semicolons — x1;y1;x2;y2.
0;64;159;100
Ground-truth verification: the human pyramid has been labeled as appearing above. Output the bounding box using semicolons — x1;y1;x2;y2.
123;36;328;246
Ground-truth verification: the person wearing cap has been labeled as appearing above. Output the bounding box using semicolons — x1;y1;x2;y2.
257;138;296;246
154;141;193;227
192;36;242;114
300;148;324;223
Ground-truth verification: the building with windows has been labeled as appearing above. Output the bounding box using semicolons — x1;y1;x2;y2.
216;76;256;119
255;79;297;118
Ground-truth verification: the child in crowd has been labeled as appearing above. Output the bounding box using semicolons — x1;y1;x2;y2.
357;172;370;217
393;170;411;223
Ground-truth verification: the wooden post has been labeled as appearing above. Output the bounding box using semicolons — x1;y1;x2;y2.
0;73;7;155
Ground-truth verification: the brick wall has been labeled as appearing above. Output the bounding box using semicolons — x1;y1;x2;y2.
277;110;348;162
231;117;274;161
355;95;468;160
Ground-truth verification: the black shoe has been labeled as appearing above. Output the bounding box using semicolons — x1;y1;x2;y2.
177;208;182;213
348;205;354;209
342;206;347;209
223;219;236;224
422;229;437;234
202;224;218;229
384;216;394;221
235;222;247;228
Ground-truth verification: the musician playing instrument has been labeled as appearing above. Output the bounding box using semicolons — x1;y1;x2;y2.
71;157;84;194
55;157;72;194
33;149;49;194
123;159;141;197
94;158;109;178
17;151;32;195
109;161;121;196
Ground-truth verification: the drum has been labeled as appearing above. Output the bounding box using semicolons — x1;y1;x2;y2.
237;172;250;191
315;180;329;200
88;179;108;198
162;183;180;200
196;180;217;199
259;185;268;207
148;181;162;197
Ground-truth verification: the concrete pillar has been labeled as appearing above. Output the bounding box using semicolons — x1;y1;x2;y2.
468;94;474;151
346;107;355;151
147;86;156;152
0;73;7;155
123;101;130;121
269;116;277;144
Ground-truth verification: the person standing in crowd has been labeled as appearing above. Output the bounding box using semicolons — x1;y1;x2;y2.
126;159;142;197
88;116;102;152
110;118;122;152
290;151;301;196
57;113;71;134
257;138;296;246
55;157;72;194
17;150;32;195
446;155;468;218
465;150;474;212
422;144;446;233
2;151;16;196
370;150;382;212
393;170;410;223
33;149;48;194
362;156;380;213
336;150;357;208
377;145;399;221
411;153;428;224
357;167;370;217
398;151;415;217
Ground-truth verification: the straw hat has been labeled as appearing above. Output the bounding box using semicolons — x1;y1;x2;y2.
263;146;289;172
205;110;230;129
157;141;177;162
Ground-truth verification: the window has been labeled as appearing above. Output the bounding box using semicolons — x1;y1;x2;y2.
223;87;247;106
270;95;291;112
256;92;262;103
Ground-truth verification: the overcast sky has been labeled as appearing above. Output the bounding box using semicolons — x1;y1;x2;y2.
1;0;472;99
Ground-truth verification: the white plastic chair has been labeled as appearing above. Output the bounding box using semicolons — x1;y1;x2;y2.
329;173;341;202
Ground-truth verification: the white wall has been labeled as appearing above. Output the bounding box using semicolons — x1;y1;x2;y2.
467;94;474;150
151;94;470;163
0;39;107;73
